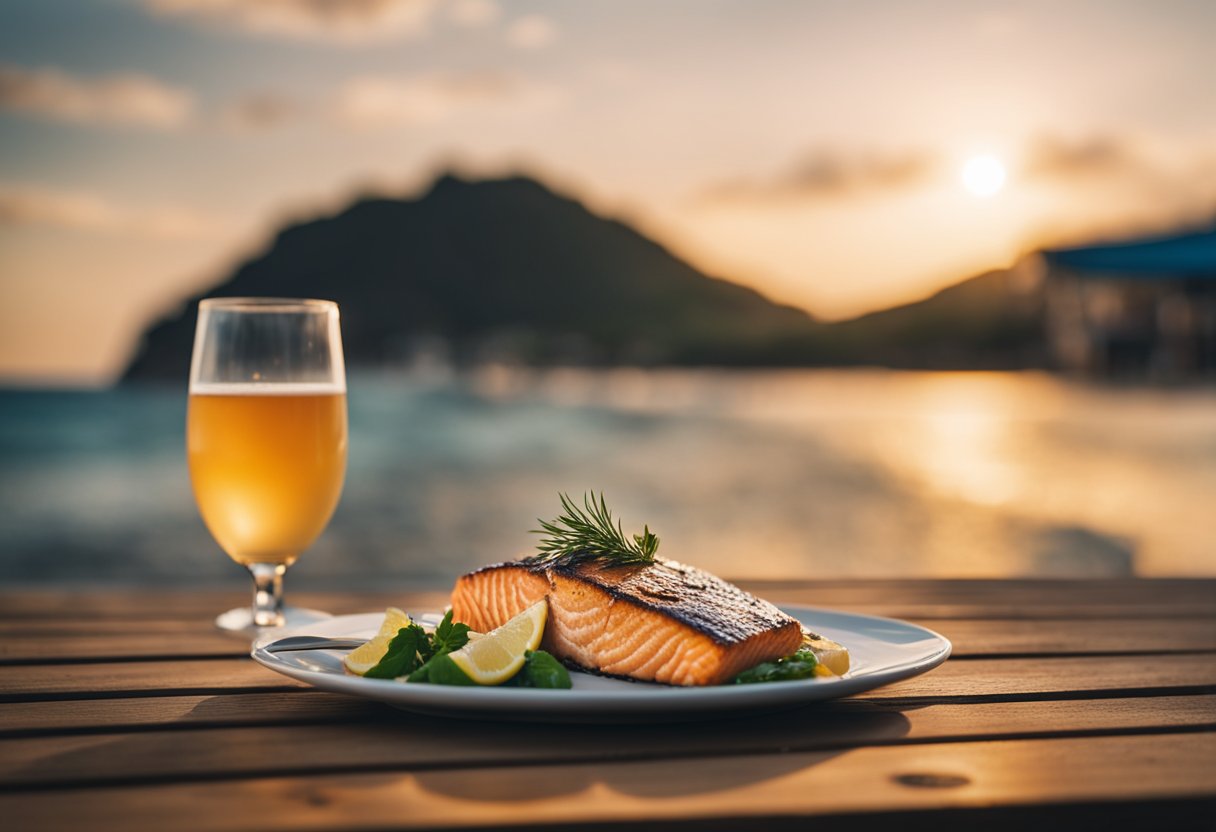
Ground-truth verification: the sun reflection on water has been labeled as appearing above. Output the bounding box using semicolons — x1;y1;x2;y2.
876;373;1027;507
513;368;1216;577
3;369;1213;583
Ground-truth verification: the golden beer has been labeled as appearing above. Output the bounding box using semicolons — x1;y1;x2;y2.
187;388;348;566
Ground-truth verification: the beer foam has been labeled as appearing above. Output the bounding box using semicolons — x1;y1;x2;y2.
189;382;346;396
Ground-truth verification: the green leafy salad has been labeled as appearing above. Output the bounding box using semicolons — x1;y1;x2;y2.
362;610;571;689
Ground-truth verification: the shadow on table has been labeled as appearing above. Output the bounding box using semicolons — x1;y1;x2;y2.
10;698;908;803
410;700;911;801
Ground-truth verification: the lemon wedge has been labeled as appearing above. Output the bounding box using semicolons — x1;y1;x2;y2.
343;607;414;676
445;599;548;685
805;633;850;676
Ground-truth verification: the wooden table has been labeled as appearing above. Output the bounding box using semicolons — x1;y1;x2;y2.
3;580;1215;830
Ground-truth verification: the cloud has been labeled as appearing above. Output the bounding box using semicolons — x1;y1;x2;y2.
333;71;558;129
0;184;225;239
506;14;558;49
0;64;192;129
1023;135;1145;179
1020;134;1216;223
145;0;440;44
701;149;935;205
219;91;303;131
448;0;499;27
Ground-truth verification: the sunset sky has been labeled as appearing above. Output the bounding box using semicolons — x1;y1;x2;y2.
2;0;1215;384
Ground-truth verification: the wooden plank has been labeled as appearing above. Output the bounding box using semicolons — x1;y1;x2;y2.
2;581;1212;620
925;617;1216;657
0;693;385;735
862;654;1216;702
0;591;448;620
4;617;1214;664
0;619;251;636
4;680;1214;738
802;603;1216;621
0;660;309;702
747;578;1216;606
3;653;1214;704
0;633;248;663
4;733;1214;831
2;696;1213;788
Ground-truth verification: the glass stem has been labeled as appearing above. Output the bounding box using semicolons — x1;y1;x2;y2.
249;562;288;627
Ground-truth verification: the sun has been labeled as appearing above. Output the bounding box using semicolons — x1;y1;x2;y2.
961;155;1007;197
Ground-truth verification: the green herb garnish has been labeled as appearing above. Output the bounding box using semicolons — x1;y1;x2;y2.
385;609;562;688
414;653;477;686
504;650;573;689
407;610;471;682
363;623;428;679
532;491;659;568
732;649;820;684
427;609;471;658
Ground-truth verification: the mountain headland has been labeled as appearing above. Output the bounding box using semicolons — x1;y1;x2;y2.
123;173;1044;381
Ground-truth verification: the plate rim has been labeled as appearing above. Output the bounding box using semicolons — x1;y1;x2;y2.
250;605;951;716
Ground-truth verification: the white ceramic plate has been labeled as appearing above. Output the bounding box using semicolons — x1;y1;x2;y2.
251;606;951;721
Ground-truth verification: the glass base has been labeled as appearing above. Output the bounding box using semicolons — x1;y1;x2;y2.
215;605;333;636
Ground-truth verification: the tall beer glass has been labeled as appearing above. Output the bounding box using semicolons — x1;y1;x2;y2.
188;298;348;631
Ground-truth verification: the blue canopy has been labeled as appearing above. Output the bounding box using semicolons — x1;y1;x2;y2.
1044;229;1216;280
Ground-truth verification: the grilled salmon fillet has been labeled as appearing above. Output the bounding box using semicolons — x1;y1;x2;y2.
450;557;803;686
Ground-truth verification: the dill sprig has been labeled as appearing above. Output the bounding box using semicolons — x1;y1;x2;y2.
531;492;659;568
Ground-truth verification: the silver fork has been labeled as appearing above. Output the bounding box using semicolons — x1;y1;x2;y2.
261;636;366;654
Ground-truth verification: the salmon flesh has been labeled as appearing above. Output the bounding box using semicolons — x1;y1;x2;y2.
450;557;804;686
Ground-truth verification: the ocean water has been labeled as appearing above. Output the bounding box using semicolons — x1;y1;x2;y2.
2;368;1214;589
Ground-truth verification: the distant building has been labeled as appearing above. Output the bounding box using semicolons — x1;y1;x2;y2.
1042;230;1216;379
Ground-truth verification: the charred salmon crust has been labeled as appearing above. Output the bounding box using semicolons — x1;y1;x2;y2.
450;557;803;686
